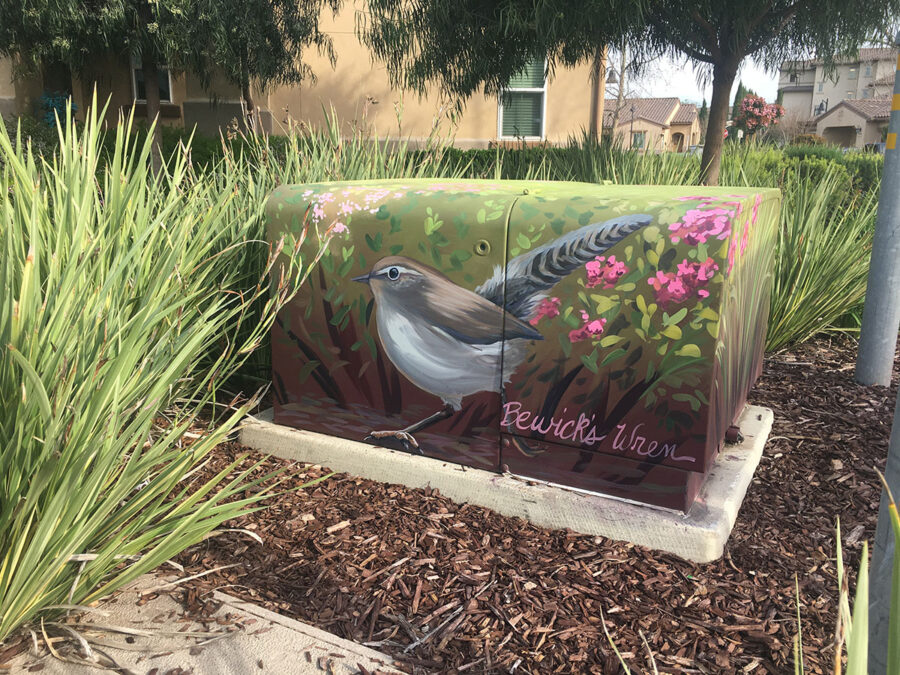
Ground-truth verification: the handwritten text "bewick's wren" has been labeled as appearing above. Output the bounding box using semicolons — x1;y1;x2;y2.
501;402;696;465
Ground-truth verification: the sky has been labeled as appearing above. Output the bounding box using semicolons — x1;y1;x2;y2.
636;56;779;105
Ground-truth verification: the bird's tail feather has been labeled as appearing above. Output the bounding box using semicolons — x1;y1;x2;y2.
476;214;653;320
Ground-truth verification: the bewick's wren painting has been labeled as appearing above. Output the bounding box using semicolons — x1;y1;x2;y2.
353;214;652;451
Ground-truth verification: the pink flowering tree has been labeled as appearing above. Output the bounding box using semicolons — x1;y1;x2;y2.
733;95;784;137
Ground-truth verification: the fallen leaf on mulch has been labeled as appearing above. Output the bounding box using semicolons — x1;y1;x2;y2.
176;337;898;674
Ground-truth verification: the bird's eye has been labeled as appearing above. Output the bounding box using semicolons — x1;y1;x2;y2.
387;267;400;280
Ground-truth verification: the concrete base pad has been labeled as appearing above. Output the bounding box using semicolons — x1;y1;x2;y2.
241;405;773;563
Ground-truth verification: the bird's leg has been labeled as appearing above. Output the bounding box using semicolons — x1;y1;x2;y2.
365;404;456;454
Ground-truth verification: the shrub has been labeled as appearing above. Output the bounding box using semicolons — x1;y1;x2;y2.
841;152;883;192
1;114;60;160
766;165;877;351
0;103;331;642
792;133;827;146
783;143;845;162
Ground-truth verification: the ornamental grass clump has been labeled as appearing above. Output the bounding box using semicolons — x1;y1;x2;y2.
765;165;877;351
0;104;325;643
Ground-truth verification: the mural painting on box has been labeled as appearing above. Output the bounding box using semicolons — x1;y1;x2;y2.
266;181;780;511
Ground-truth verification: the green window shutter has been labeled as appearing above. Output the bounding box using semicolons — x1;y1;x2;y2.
502;92;543;137
508;59;545;89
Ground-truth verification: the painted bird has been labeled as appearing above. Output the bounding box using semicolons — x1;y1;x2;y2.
352;214;652;451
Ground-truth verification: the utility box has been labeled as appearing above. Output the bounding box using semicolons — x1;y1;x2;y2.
266;180;780;511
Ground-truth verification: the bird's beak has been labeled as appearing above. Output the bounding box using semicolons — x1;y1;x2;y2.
351;272;371;284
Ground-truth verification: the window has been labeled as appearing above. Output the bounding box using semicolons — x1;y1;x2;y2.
789;73;798;83
848;67;858;80
846;91;855;99
499;59;546;139
818;82;824;92
865;64;873;77
632;131;645;149
131;55;172;103
863;88;873;99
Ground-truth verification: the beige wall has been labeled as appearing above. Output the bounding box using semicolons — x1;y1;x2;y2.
0;57;15;116
266;2;598;146
0;56;43;118
780;89;813;119
669;121;699;150
815;105;885;148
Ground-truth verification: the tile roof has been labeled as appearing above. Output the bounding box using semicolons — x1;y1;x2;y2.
602;97;680;127
872;73;895;87
671;103;697;125
810;47;898;65
818;97;892;122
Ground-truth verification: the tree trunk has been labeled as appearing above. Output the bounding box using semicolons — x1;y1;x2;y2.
136;0;163;173
610;43;627;144
588;47;606;143
142;53;163;174
700;61;738;186
240;53;257;134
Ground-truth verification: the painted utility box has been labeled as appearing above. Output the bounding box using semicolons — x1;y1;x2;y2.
266;180;780;511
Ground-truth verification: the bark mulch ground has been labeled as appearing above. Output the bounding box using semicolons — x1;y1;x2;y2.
176;337;898;674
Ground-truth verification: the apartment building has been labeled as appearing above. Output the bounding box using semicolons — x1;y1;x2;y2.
777;48;895;146
1;4;605;147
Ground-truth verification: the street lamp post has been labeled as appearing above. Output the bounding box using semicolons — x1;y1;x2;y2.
630;104;635;149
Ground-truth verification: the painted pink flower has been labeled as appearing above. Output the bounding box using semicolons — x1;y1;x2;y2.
568;310;607;343
727;236;738;274
751;194;762;224
529;297;561;326
585;254;628;289
648;258;718;308
330;221;348;235
668;207;734;245
740;222;750;257
312;204;326;221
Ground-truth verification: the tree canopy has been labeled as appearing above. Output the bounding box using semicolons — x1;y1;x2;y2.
361;0;900;184
165;0;340;130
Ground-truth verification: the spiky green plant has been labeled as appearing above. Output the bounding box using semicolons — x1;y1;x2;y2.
0;103;328;642
765;166;877;351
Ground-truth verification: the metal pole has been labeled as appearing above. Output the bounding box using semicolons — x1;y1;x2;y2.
856;34;900;386
869;384;900;675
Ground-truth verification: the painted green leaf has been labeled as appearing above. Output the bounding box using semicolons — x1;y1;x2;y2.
599;334;623;348
365;233;381;252
673;393;701;411
675;344;702;358
581;350;599;374
642;225;660;243
600;347;627;367
591;295;618;314
516;233;532;250
666;307;688;325
661;324;682;340
298;360;321;383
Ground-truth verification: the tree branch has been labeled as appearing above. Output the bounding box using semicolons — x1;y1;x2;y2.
689;7;722;61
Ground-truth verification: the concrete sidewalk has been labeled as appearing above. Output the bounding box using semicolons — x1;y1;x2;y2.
7;575;400;674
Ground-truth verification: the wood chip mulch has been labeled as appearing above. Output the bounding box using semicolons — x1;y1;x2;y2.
175;337;898;674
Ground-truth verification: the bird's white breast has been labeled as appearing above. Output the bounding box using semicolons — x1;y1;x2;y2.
375;302;504;409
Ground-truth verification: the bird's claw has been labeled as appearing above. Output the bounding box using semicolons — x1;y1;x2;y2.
364;429;423;454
